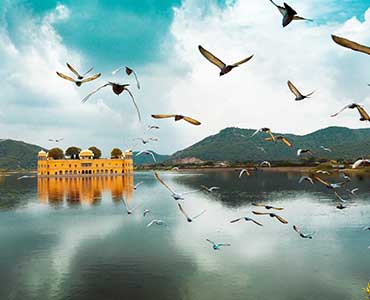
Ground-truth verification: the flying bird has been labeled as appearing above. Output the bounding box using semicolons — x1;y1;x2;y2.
146;219;167;227
81;82;141;121
352;159;370;169
313;176;345;189
239;169;251;178
17;175;36;180
230;216;263;226
135;150;157;163
269;0;313;27
265;135;292;147
287;80;314;101
252;128;275;141
332;35;370;56
339;172;351;181
154;172;200;200
151;114;201;125
297;149;312;156
206;239;231;250
293;225;315;239
147;125;160;131
198;45;253;76
348;188;359;195
260;161;272;167
252;203;284;210
48;138;64;143
134;137;158;145
334;191;348;203
56;71;100;87
131;181;143;190
66;63;94;79
331;103;370;121
336;203;346;210
143;209;151;217
121;198;140;215
177;203;206;222
252;211;288;224
316;170;330;175
320;146;332;152
299;176;314;184
363;226;370;231
200;185;220;193
112;66;140;89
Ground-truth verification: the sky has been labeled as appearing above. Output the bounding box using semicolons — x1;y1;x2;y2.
1;0;370;156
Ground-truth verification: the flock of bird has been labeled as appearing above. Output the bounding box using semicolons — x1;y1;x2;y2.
54;1;370;250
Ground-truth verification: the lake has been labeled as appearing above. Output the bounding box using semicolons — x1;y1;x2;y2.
0;170;369;300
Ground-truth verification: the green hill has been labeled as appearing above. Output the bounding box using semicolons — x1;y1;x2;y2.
170;126;370;163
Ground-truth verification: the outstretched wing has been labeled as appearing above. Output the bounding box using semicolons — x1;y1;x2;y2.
177;203;192;222
269;0;285;15
274;214;288;224
151;114;176;119
125;88;142;122
287;80;303;98
81;83;110;104
183;116;201;125
330;104;351;117
280;137;292;147
82;67;94;76
356;105;370;120
252;203;265;207
230;55;254;67
332;35;370;56
252;211;268;215
206;239;215;245
313;175;330;187
181;190;200;195
250;218;263;226
81;73;101;83
126;67;141;90
66;63;81;78
230;218;242;223
154;172;176;194
293;225;300;234
192;209;206;220
198;45;226;69
292;16;313;22
56;72;76;83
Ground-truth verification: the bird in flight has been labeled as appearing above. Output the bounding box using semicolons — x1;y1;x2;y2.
177;203;206;223
293;225;315;239
316;170;330;175
81;82;141;121
206;239;231;250
143;209;151;217
320;146;332;152
154;172;200;200
287;80;314;101
339;172;351;181
348;188;359;195
48;138;64;143
363;226;370;231
147;125;160;131
198;45;253;76
260;161;272;168
130;182;143;190
332;35;370;56
299;176;314;184
252;128;275;141
239;169;251;178
297;149;312;157
230;216;263;226
151;114;201;126
134;137;158;145
265;135;292;147
112;66;141;89
352;159;370;169
252;211;288;224
252;203;284;210
136;150;157;163
200;185;220;193
146;219;167;228
336;203;346;210
17;175;36;180
56;63;100;86
334;191;348;203
331;103;370;121
121;198;140;215
313;175;345;189
269;0;313;27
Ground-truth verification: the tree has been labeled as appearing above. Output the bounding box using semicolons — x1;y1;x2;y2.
89;146;102;159
65;147;81;159
111;148;123;159
48;148;64;160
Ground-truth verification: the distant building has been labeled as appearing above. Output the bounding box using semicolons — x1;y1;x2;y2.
37;149;133;177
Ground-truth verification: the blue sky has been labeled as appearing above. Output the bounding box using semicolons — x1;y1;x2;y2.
1;0;370;155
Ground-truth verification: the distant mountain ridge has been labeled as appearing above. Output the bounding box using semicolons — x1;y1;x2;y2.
170;126;370;162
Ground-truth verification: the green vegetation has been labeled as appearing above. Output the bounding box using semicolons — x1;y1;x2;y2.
111;148;123;159
89;146;102;159
65;146;81;159
48;148;64;160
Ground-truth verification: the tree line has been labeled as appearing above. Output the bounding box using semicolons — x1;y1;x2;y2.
47;147;124;160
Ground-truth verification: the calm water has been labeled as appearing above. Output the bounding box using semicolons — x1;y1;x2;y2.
0;171;369;300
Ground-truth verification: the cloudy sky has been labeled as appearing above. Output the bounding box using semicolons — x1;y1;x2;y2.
1;0;370;156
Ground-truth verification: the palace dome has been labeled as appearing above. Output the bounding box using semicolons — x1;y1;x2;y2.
38;150;47;157
79;149;94;158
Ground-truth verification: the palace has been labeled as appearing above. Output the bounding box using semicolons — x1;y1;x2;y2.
37;149;134;177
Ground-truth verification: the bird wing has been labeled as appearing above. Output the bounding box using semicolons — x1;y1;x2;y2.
271;206;284;210
313;176;330;187
66;63;81;78
352;159;364;169
267;130;276;141
82;67;94;76
146;220;155;227
250;218;263;226
274;214;288;224
252;211;268;215
230;218;242;223
269;0;285;15
181;190;200;195
230;55;254;67
154;172;176;194
209;187;220;191
334;191;346;202
280;137;292;147
198;45;226;69
200;185;209;191
135;182;144;188
125;88;142;122
330;104;351;117
121;197;129;213
206;239;215;245
56;72;76;83
251;128;262;137
81;83;111;103
219;243;231;247
287;80;303;98
193;209;206;219
183;116;201;125
293;225;301;234
332;35;370;56
283;2;297;15
177;203;192;222
151;114;176;119
252;203;264;207
239;169;246;178
264;137;274;142
282;14;294;27
126;67;141;89
356;105;370;120
81;73;101;83
292;16;313;22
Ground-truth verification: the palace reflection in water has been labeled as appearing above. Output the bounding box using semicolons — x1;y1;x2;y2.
38;176;134;205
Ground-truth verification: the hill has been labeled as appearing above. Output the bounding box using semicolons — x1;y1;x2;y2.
170;126;370;163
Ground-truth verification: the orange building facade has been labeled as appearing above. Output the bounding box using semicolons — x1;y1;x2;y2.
37;149;134;177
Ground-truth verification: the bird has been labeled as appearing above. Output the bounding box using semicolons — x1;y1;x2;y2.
151;114;201;125
48;138;64;142
136;150;157;163
320;146;332;152
339;172;351;181
131;182;143;190
293;225;315;239
252;211;288;224
143;209;151;217
265;135;292;147
239;169;251;178
17;175;36;180
177;203;206;222
316;170;330;175
363;226;370;231
66;63;94;80
331;103;370;121
147;125;160;131
252;128;275;141
154;172;200;200
252;203;284;210
134;137;158;144
200;185;220;193
352;159;370;169
112;66;140;89
287;80;314;101
121;198;140;215
332;35;370;56
56;69;100;87
297;149;312;156
146;219;167;227
313;176;345;189
348;188;359;195
198;45;253;76
206;239;231;250
260;161;272;167
336;203;346;210
230;216;263;226
299;176;314;184
81;82;141;121
334;191;348;203
269;0;313;27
